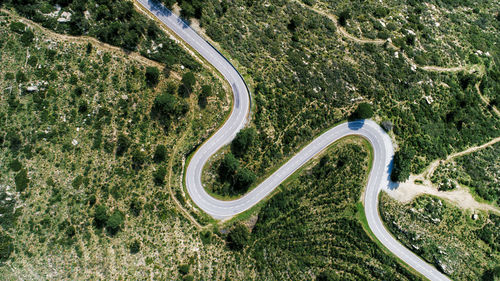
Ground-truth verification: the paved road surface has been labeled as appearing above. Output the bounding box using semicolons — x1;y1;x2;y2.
137;1;451;280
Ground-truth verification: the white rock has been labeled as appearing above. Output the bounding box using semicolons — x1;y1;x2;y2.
27;86;39;92
57;11;72;23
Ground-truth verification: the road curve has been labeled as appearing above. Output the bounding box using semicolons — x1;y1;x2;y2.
137;1;450;280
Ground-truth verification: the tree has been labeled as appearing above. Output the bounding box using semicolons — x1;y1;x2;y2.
94;205;108;228
350;103;373;120
151;92;188;126
218;153;239;181
198;84;211;108
20;29;34;46
179;71;196;97
231;128;256;157
129;196;143;217
233;167;256;192
0;232;13;264
153;166;167;186
15;169;29;192
227;223;250;251
131;148;147;170
130;239;141;254
9;159;22;172
145;66;160;87
106;210;124;236
391;149;414;182
153;144;167;163
179;264;190;275
338;10;351;26
288;15;303;31
116;134;130;156
317;270;340;281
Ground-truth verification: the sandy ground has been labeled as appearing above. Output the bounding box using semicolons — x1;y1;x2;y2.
387;137;500;214
386;175;499;213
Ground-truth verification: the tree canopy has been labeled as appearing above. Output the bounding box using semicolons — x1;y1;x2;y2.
227;223;250;251
231;128;256;157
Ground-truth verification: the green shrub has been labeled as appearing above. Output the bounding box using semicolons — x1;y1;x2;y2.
131;148;147;170
93;205;108;228
106;210;124;236
15;169;29;192
72;175;83;189
350;103;373;120
0;232;13;263
145;66;160;87
179;263;190;275
20;29;34;46
116;134;130;157
233;167;256;192
130;239;141;254
179;71;196;97
231;127;256;157
9;159;22;172
218;153;239;181
153;166;167;186
227;223;250;251
153;144;167;163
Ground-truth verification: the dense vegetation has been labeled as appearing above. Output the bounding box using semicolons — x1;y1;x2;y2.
2;0;200;71
0;13;232;279
380;193;500;280
431;142;500;205
191;0;498;186
240;139;421;280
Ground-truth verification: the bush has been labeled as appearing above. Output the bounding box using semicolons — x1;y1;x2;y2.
145;66;160;87
350;103;373;120
9;22;25;34
15;169;29;192
153;166;167;186
116;134;130;156
317;270;340;281
218;153;239;181
94;205;108;228
231;128;256;157
0;232;13;264
179;71;196;97
198;84;211;108
131;148;147;170
130;196;143;216
20;29;34;46
233;167;256;192
9;159;22;172
179;264;190;275
227;223;250;251
153;144;167;163
130;239;141;254
106;210;124;236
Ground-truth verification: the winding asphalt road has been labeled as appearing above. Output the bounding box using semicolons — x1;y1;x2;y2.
137;1;451;280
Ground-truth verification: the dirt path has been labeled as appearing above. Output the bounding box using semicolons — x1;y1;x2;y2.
387;137;500;213
387;177;499;213
291;0;478;75
0;9;181;77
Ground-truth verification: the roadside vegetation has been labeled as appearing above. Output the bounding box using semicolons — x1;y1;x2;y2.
380;193;500;280
431;142;500;206
232;138;422;280
189;0;499;193
0;12;231;279
2;0;201;71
